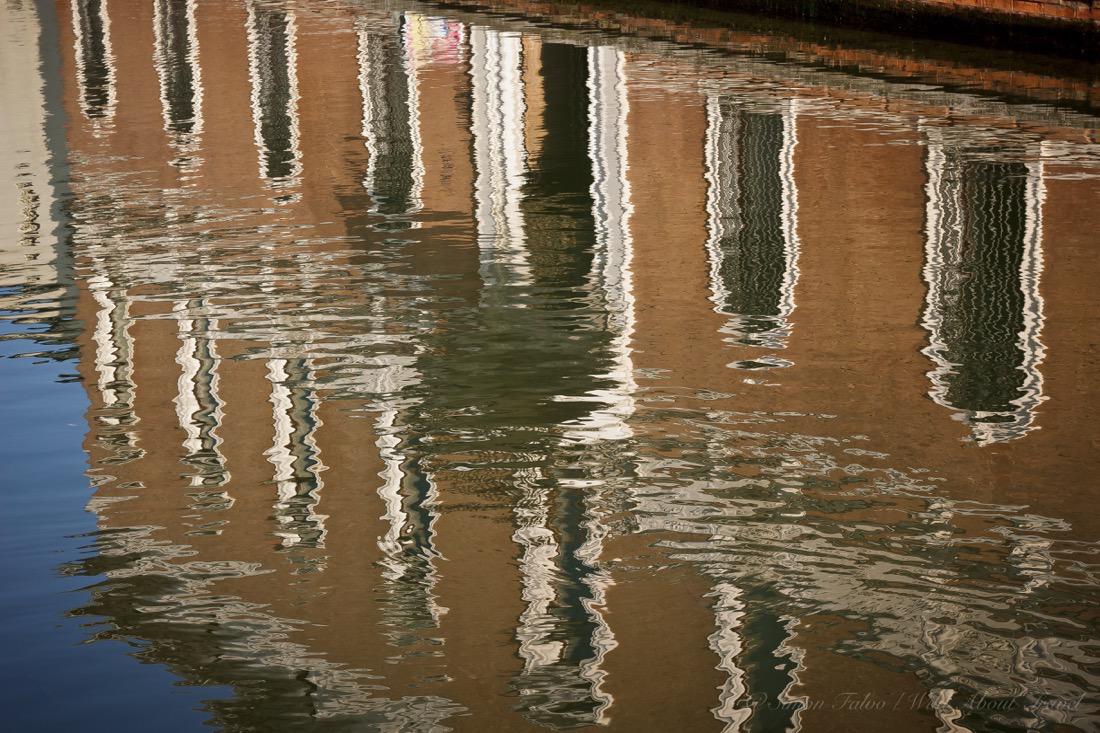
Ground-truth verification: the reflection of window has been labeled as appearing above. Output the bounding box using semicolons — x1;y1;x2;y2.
374;406;446;631
704;98;800;369
153;0;202;148
357;16;424;220
267;358;326;552
469;25;530;285
247;3;300;188
71;0;116;123
922;129;1046;444
173;301;229;494
87;267;133;416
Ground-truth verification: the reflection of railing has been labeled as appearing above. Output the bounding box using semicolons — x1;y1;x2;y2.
705;97;801;370
921;127;1047;444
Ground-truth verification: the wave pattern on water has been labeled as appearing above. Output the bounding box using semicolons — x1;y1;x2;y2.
3;1;1100;731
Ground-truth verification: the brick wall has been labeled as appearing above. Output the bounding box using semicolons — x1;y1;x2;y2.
915;0;1099;24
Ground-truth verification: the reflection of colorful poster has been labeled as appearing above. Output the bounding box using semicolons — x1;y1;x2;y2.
404;14;465;66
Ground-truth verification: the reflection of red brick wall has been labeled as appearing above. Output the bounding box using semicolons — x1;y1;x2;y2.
447;0;1100;111
920;0;1098;23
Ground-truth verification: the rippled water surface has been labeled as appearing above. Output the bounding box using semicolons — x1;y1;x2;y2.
3;0;1100;730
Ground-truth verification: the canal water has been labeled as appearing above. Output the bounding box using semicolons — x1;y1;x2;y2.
2;0;1099;730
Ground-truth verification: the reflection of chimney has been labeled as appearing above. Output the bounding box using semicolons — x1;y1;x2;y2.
921;126;1047;445
704;97;801;370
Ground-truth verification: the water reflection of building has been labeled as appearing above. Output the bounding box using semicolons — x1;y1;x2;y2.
704;97;801;369
509;42;636;728
59;0;473;724
172;300;230;493
921;126;1047;444
47;0;1100;730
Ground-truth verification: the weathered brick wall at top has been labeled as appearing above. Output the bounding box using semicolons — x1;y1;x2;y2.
689;0;1100;55
916;0;1099;24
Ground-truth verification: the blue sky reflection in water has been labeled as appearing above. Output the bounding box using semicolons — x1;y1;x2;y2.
1;0;1099;731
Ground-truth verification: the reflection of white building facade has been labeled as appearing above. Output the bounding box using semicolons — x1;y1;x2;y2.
49;1;1100;728
704;97;800;370
1;1;67;305
920;125;1047;444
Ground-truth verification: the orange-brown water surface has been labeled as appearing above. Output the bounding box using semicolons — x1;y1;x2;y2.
2;1;1099;730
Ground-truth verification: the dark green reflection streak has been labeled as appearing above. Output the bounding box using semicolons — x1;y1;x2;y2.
940;162;1029;417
